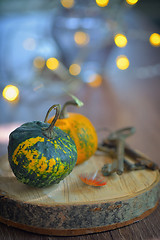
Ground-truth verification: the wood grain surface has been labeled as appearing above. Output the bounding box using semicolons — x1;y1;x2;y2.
0;154;159;204
0;152;159;236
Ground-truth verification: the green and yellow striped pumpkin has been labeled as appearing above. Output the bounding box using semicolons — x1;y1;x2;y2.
8;104;77;188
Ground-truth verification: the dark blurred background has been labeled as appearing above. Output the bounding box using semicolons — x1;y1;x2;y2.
137;0;160;27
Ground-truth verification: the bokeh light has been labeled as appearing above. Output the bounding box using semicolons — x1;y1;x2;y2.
69;64;81;76
46;58;59;70
96;0;109;7
88;74;102;87
61;0;74;8
149;33;160;47
74;31;90;46
116;55;130;70
114;34;127;48
126;0;138;5
2;85;19;102
23;38;36;51
33;56;45;69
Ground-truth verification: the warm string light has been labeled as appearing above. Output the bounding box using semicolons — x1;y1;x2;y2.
126;0;138;5
69;64;81;76
114;34;127;48
46;58;59;70
74;31;90;46
96;0;109;7
116;55;130;70
60;0;74;8
33;57;45;70
149;33;160;47
2;85;19;102
88;74;102;87
32;26;159;85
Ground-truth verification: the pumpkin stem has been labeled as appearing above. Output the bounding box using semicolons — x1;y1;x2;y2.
60;95;83;119
43;104;61;139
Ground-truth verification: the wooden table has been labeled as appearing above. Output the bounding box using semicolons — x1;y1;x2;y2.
0;12;160;240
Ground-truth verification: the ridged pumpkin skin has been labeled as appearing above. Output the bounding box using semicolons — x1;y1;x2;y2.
8;121;77;188
48;113;98;165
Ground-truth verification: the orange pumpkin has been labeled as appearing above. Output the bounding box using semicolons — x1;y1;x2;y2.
47;96;98;165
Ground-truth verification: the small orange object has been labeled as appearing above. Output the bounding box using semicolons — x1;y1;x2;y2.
47;95;98;165
79;173;107;186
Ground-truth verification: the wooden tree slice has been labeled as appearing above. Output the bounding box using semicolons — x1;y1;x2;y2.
0;154;159;236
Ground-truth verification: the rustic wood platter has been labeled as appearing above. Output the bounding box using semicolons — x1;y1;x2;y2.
0;153;160;236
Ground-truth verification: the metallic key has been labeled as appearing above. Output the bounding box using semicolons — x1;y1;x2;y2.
107;127;136;175
101;159;118;176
